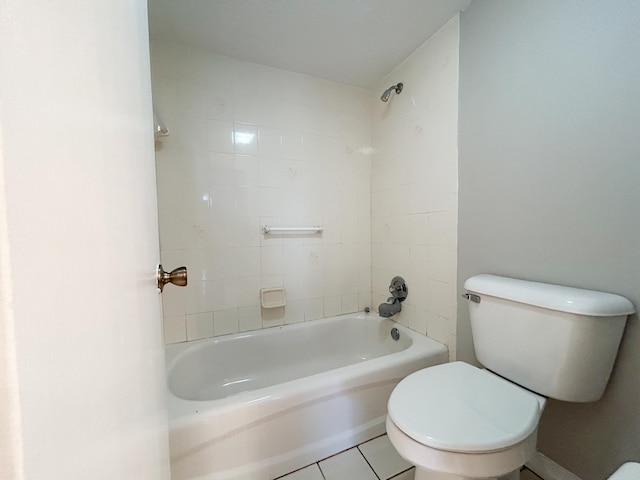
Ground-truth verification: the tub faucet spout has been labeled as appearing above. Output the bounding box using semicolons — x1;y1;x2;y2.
378;297;402;318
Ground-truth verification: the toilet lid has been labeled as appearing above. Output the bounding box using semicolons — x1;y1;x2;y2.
388;362;541;453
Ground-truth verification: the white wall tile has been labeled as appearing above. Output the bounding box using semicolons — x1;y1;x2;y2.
281;131;306;160
186;312;214;340
236;276;260;307
234;154;260;187
428;210;457;247
207;119;235;153
210;276;238;311
232;247;261;277
209;152;236;186
284;300;306;324
258;127;282;158
163;315;187;344
304;298;324;321
426;311;450;345
323;296;341;317
322;270;342;297
178;81;208;122
282;273;305;301
341;294;359;314
153;42;372;343
261;245;283;276
427;247;456;284
305;272;323;298
238;306;261;332
213;309;239;336
371;17;459;344
186;280;216;314
206;87;234;121
358;292;372;312
261;274;284;288
424;279;455;318
233;123;258;155
258;187;283;216
340;268;359;296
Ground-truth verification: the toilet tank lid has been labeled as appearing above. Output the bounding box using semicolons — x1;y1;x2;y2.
464;274;635;317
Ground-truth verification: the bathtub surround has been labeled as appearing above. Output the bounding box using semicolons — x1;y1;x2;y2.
152;18;459;349
150;42;372;343
371;17;460;358
458;1;640;479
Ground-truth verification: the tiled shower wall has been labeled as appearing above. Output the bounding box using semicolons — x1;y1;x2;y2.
150;42;372;343
371;17;459;359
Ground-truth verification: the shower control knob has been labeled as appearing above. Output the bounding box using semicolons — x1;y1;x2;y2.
157;264;188;292
389;276;408;301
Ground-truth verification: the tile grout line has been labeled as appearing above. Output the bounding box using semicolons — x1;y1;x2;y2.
317;462;327;480
356;444;382;480
276;433;403;480
387;467;414;480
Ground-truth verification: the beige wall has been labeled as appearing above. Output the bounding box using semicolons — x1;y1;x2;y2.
458;1;640;478
371;17;459;358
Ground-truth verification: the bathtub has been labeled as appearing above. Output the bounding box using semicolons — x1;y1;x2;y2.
165;313;448;480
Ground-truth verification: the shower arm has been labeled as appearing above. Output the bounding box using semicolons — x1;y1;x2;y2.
390;83;403;94
381;82;404;102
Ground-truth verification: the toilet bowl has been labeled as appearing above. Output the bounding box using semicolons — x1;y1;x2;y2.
387;362;545;480
386;274;634;480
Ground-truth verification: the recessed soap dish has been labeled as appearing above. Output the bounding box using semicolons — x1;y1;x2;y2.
260;287;286;309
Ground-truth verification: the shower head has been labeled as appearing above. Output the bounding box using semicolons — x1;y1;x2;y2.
380;82;403;102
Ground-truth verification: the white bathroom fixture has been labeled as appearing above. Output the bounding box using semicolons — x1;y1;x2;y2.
260;287;286;309
165;314;448;480
608;462;640;479
387;274;634;480
262;225;323;234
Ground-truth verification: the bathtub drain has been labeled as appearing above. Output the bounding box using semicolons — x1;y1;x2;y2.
391;328;400;341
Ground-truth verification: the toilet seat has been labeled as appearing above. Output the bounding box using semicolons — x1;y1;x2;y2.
388;362;543;453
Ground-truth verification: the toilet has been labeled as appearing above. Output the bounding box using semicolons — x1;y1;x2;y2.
609;463;640;479
387;274;635;480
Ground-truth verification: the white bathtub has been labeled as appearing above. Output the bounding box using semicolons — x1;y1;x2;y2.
165;313;448;480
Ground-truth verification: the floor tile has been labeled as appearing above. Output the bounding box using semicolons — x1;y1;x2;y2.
389;468;415;480
359;435;412;479
277;464;325;480
319;448;378;480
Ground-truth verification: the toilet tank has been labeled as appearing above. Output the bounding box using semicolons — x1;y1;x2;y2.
464;274;634;402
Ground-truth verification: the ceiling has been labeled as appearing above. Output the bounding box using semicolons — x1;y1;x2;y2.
147;0;472;90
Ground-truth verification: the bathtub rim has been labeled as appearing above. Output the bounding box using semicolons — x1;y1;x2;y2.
165;312;448;428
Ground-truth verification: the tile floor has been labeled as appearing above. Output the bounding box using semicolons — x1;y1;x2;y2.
275;434;413;480
275;434;543;480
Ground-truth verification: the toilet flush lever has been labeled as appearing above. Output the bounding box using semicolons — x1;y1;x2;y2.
463;293;481;304
157;265;188;292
